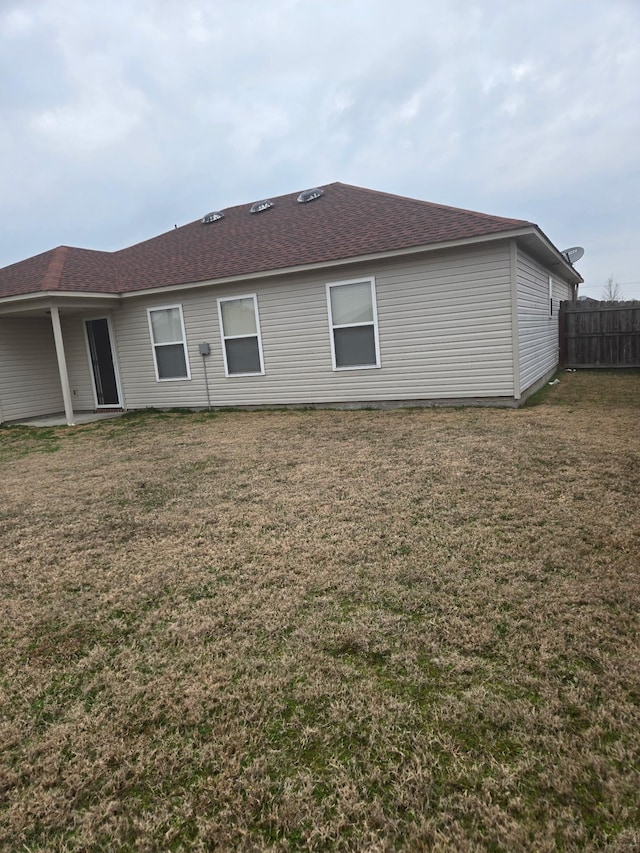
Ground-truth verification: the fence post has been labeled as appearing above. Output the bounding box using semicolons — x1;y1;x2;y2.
558;301;565;369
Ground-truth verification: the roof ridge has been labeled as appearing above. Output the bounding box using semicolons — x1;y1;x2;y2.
41;246;70;291
332;181;533;226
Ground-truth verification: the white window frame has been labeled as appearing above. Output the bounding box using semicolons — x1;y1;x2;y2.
217;293;265;377
326;277;381;371
147;304;191;382
548;276;554;318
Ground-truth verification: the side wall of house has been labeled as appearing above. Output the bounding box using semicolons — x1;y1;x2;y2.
0;318;64;421
517;248;573;393
110;242;516;408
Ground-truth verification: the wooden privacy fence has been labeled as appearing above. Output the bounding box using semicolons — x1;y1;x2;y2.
559;302;640;368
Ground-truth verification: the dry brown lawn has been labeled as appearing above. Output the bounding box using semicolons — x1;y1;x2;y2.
1;371;639;852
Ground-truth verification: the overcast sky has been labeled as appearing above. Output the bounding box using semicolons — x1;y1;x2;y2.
1;0;639;298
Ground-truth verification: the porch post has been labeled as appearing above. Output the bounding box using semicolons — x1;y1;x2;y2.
50;305;75;426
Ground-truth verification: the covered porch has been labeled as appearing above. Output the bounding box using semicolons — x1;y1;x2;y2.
0;293;123;426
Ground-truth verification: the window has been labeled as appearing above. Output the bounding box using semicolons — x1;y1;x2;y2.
147;305;190;381
327;278;380;369
548;276;554;317
217;294;265;376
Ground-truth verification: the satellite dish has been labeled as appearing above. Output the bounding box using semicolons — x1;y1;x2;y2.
561;246;584;264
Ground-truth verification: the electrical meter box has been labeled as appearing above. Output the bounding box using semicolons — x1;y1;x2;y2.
199;342;211;356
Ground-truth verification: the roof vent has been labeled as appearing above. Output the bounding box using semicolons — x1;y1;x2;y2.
250;200;274;214
297;187;324;204
202;211;224;224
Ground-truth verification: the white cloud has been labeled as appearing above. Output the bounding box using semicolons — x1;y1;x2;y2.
395;92;422;122
0;0;639;296
511;63;536;83
0;6;34;37
31;85;150;153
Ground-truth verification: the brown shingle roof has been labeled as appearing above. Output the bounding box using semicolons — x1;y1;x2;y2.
0;182;533;299
0;246;118;297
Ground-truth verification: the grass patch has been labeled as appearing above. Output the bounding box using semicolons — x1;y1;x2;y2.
547;369;640;408
1;371;639;850
0;424;61;459
522;372;561;407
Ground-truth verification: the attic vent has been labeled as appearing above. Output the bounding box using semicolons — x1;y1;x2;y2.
297;187;324;204
202;211;224;224
250;200;274;214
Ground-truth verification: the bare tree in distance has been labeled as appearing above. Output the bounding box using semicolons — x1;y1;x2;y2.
602;276;622;301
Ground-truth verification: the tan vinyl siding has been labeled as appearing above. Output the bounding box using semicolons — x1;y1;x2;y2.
0;318;64;421
115;242;514;408
517;248;572;392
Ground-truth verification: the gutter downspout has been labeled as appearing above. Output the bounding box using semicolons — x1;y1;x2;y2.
50;305;75;426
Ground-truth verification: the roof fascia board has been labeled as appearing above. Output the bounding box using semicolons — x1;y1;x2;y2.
121;227;541;300
48;292;121;304
0;291;121;311
527;226;583;283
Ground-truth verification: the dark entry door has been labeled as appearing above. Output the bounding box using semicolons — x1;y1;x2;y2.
86;319;120;406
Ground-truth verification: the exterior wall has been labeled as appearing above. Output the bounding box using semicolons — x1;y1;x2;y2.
517;248;572;393
113;242;516;408
0;318;64;421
